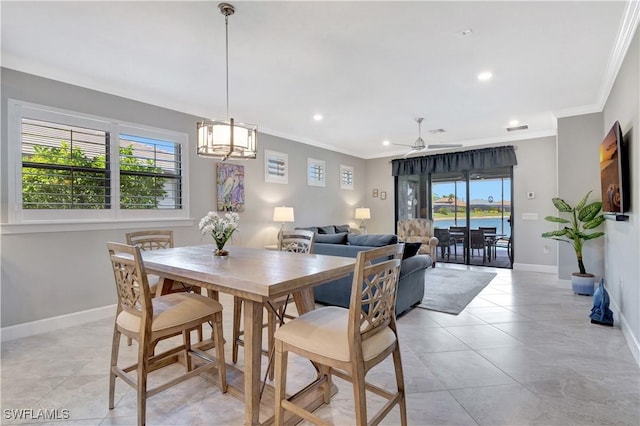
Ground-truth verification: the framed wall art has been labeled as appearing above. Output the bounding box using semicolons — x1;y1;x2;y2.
217;163;245;212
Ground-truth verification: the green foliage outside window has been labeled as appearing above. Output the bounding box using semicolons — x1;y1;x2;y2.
22;143;167;209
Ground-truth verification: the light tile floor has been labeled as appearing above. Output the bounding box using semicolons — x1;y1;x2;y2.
2;265;639;425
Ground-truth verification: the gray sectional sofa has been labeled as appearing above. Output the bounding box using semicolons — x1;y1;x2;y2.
297;225;431;316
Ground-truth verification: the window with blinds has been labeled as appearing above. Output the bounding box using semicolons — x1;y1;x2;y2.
307;158;326;187
21;118;111;209
119;134;182;209
9;100;188;223
340;165;354;190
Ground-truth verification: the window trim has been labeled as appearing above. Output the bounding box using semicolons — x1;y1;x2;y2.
7;99;190;225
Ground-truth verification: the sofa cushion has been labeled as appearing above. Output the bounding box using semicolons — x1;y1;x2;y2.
334;224;350;233
315;232;348;244
317;225;336;234
347;233;398;247
402;242;422;260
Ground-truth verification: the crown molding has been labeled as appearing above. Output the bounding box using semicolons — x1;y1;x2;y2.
596;0;640;111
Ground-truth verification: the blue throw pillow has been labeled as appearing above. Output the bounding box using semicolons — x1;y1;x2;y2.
315;232;348;244
347;234;398;247
317;225;336;234
334;224;350;233
402;242;422;260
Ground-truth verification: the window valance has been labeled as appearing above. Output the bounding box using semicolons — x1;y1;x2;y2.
391;145;517;176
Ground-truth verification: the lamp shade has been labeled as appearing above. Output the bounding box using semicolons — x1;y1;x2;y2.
273;206;295;223
197;118;257;160
355;207;371;220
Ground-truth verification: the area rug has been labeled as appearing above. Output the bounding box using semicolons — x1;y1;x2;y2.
417;268;497;315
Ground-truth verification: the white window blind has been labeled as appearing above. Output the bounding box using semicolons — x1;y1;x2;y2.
340;165;354;189
8;100;189;224
21;118;111;210
307;158;326;187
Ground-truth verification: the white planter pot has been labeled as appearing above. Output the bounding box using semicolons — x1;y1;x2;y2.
572;273;595;296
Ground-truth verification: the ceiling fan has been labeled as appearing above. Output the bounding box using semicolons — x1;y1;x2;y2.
392;118;462;157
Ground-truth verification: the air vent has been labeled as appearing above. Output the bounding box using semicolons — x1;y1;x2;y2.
428;128;446;134
506;125;528;132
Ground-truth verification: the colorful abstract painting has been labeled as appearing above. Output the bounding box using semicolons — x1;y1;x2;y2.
216;163;245;212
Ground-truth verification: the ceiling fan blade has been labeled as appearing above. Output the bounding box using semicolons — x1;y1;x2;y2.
403;149;419;158
427;144;463;149
391;142;413;147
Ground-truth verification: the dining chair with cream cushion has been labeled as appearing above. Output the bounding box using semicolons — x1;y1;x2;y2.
232;229;315;381
273;243;407;426
125;229;203;345
125;230;196;296
106;242;227;426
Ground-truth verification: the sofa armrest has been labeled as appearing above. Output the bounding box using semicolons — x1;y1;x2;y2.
429;236;439;247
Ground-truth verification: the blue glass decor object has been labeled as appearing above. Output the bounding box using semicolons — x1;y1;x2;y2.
590;278;614;326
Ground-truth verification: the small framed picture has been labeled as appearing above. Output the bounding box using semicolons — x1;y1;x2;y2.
372;189;379;197
380;191;387;200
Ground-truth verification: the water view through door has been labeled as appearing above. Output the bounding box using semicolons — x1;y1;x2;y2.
431;168;513;268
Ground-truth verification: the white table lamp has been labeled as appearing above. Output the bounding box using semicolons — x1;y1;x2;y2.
273;206;295;242
355;207;371;232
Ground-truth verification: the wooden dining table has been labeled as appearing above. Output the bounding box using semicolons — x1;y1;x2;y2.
141;245;356;426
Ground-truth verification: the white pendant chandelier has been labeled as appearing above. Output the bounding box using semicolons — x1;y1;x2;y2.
197;2;257;160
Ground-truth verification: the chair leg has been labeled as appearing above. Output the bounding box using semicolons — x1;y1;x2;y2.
232;297;242;364
136;340;149;426
108;324;121;410
213;312;228;393
183;330;192;373
274;340;288;426
392;345;408;426
352;361;368;426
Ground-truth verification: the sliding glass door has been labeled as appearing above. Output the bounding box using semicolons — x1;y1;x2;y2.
430;168;513;267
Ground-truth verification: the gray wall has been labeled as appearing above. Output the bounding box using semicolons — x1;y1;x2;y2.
0;68;365;327
557;112;605;279
602;29;639;352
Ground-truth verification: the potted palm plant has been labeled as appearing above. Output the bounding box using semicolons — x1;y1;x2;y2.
541;190;605;295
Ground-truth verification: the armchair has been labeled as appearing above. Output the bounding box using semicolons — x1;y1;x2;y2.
397;218;438;265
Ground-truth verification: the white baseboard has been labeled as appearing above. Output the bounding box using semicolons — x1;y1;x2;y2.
609;298;640;367
513;263;558;274
1;304;115;342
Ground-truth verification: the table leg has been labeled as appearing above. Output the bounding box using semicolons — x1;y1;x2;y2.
243;299;264;426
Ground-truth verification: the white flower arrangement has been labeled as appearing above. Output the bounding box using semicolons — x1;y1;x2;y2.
199;211;239;251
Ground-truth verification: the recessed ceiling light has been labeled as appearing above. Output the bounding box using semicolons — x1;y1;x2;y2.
477;71;493;81
382;140;390;146
509;120;519;126
313;114;323;121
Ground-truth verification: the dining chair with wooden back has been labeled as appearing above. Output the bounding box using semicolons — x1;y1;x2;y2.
125;230;195;296
125;229;202;345
273;243;407;426
106;242;227;426
232;229;316;381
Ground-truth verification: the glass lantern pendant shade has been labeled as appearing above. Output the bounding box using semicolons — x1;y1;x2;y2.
197;118;257;160
197;2;257;161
